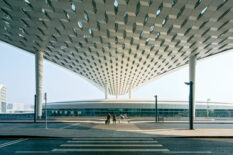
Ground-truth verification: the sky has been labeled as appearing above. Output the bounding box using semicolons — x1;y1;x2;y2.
0;41;233;105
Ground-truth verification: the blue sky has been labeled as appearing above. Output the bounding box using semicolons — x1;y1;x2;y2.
0;41;233;104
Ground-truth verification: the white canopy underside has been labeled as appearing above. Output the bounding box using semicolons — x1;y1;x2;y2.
0;0;233;95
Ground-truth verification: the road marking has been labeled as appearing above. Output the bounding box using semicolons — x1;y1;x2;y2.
16;151;50;154
52;148;170;152
60;123;79;129
163;151;212;154
191;138;233;143
60;144;163;147
0;139;27;148
72;137;154;141
67;140;158;143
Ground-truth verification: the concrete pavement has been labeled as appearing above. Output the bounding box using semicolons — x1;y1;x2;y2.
0;122;233;138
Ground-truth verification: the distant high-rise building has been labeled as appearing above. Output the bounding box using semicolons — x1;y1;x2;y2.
6;103;33;113
0;84;7;113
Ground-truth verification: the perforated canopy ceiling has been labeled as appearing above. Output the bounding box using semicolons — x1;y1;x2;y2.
1;0;233;95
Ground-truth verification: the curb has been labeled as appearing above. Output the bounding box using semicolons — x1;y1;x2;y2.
1;135;233;139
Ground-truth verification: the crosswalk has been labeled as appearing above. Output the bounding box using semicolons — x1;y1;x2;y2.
52;137;170;153
13;137;214;154
0;139;27;148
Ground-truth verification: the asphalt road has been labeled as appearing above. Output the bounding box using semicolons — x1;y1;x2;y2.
0;122;233;154
0;137;233;154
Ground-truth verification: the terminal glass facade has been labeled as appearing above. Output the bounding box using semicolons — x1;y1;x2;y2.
43;108;233;118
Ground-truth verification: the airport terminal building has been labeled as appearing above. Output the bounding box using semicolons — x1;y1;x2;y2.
44;99;233;118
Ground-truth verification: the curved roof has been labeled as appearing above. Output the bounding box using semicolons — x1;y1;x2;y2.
46;99;233;110
1;0;233;95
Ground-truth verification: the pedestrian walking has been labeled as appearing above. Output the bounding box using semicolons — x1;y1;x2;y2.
106;113;111;125
113;114;117;124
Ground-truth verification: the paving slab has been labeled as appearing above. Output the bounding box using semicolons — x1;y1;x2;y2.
1;122;233;138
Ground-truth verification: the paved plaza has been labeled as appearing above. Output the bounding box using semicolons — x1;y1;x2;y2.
1;120;233;138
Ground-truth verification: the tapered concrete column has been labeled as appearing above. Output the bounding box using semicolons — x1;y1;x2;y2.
189;55;196;119
105;83;108;99
116;87;118;99
129;85;132;99
35;51;43;119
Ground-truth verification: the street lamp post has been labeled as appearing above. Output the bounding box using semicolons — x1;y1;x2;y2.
185;81;194;130
154;95;158;122
34;94;37;123
44;93;48;129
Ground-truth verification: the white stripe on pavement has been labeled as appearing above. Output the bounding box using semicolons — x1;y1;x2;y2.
60;144;163;147
72;137;154;141
67;140;158;143
52;148;170;152
0;139;27;148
